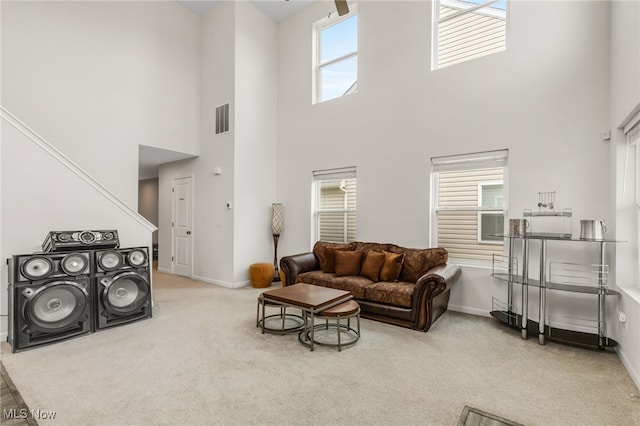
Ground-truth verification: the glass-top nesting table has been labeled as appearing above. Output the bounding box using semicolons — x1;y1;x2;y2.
258;283;353;351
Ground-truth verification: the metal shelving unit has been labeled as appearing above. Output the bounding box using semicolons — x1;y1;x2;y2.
489;233;623;350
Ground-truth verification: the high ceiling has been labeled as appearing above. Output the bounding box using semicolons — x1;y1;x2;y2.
140;1;318;180
177;1;316;22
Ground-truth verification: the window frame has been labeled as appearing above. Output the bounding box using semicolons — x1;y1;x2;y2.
632;130;640;288
623;111;640;289
430;150;509;266
313;6;358;104
477;181;505;244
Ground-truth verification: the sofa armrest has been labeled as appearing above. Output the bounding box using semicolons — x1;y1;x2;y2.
416;263;461;295
412;263;461;331
280;252;320;286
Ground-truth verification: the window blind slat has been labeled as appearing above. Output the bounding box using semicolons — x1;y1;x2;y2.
432;150;508;172
313;166;356;181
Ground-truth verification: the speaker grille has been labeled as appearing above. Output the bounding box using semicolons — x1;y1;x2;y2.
21;257;54;280
102;273;149;315
24;282;88;331
61;253;89;275
78;231;96;243
98;251;123;271
127;249;147;267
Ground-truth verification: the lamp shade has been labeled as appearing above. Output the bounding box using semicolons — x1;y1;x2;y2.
271;203;283;235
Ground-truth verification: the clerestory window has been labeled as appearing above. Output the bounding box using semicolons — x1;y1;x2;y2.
432;0;508;70
313;8;358;103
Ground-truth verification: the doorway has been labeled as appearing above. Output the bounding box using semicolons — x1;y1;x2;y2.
138;145;197;275
171;176;194;277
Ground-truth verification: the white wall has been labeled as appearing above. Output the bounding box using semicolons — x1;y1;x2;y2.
277;1;612;332
278;0;611;250
158;1;278;287
233;1;278;283
158;1;236;284
1;1;200;207
610;0;640;390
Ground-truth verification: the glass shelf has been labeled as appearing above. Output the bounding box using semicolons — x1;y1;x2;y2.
490;310;619;349
487;233;625;243
492;273;620;295
523;210;572;217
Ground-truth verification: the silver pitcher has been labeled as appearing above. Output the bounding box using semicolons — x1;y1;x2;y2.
580;220;607;240
509;219;529;236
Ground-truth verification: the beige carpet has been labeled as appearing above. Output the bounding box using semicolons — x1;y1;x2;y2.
1;271;639;426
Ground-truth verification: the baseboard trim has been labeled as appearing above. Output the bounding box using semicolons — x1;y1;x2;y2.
616;346;640;392
154;270;250;289
448;304;491;318
191;275;250;289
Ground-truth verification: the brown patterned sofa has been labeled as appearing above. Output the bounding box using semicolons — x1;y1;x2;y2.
280;241;461;332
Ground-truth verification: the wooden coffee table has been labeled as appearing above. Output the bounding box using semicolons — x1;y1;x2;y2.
259;283;352;351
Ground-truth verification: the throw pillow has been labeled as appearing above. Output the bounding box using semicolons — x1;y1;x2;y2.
322;247;353;273
360;251;386;281
335;250;364;276
314;241;355;272
380;251;404;282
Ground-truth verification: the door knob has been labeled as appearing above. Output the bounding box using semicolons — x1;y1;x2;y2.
186;231;191;235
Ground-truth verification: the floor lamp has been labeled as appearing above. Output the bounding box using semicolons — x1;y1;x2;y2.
271;203;283;282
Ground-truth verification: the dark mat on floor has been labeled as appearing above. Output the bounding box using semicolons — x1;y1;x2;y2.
1;362;38;425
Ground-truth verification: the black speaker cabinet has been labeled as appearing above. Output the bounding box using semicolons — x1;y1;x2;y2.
42;230;119;252
8;252;93;352
93;247;152;330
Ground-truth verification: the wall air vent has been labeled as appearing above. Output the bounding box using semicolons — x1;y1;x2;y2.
215;103;230;135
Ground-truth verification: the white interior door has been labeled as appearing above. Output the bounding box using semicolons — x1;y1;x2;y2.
172;176;193;277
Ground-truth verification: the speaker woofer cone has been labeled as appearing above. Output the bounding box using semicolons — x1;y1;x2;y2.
102;273;149;315
57;233;71;242
99;251;123;271
61;253;88;275
21;257;54;280
127;250;147;267
79;231;96;243
25;282;88;331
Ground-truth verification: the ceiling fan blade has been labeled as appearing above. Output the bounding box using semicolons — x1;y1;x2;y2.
334;0;349;16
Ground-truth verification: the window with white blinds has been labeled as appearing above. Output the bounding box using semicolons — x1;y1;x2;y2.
312;167;357;243
431;150;508;263
433;0;508;69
